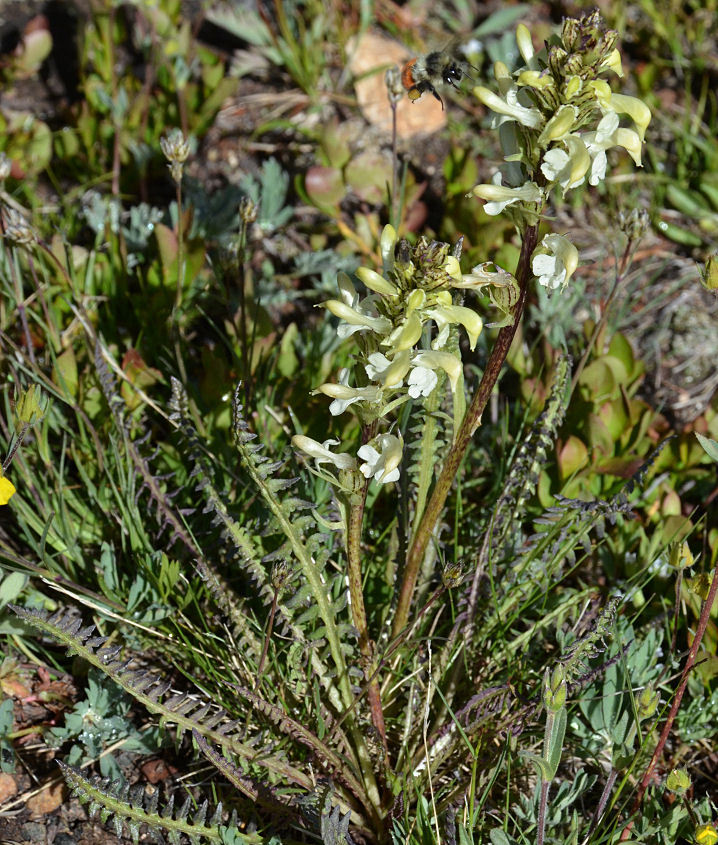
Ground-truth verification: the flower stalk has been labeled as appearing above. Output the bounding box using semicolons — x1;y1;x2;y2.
345;438;388;752
391;222;539;637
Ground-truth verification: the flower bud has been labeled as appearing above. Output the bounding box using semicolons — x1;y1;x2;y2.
385;65;403;105
386;312;423;351
380;224;397;270
636;685;659;721
543;665;567;712
665;768;691;794
239;196;257;225
15;384;48;430
539;105;578;144
442;560;464;588
563;76;582;99
443;255;462;281
272;559;290;590
515;24;534;64
2;207;35;245
356;266;398;297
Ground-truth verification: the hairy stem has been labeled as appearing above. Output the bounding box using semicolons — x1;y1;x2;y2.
537;778;550;845
346;465;387;750
391;223;539;638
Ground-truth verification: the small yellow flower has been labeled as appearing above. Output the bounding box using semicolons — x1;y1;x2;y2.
539;105;579;145
0;474;16;505
384;312;423;351
292;436;356;471
472;175;543;216
696;824;718;845
473;85;542;128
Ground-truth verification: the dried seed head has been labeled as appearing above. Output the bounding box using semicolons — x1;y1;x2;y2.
160;128;190;183
239;196;257;225
271;559;290;590
2;207;35;246
385;65;403;106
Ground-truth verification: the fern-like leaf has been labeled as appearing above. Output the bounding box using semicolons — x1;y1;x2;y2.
58;760;256;844
12;607;315;793
230;389;353;709
231;387;382;816
232;685;365;801
94;344;201;560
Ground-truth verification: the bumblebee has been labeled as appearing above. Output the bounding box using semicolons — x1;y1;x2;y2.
400;47;475;110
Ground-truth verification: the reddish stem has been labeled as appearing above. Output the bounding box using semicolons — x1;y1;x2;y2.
620;561;718;839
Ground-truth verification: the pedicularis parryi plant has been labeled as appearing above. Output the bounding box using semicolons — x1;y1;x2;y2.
294;10;650;641
13;10;674;845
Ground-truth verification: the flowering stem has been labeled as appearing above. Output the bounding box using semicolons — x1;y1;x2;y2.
255;586;279;685
537;778;550;845
346;428;388;751
172;179;188;384
108;5;121;199
390;99;398;228
392;223;539;639
1;424;27;474
174;179;185;313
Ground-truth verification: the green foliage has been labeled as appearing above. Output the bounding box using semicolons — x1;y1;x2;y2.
0;697;14;772
1;5;717;845
241;159;294;234
0;111;52;177
47;668;164;779
207;0;337;100
59;0;236;184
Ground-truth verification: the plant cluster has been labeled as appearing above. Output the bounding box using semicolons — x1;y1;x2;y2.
1;5;718;845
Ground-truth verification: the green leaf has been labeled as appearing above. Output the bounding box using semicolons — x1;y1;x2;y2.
607;332;636;378
557;435;588;480
0;571;28;608
522;750;553;782
489;828;514;845
579;359;617;401
696;432;718;462
546;707;567;778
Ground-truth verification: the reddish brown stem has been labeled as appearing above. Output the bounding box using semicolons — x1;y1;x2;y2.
621;560;718;839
